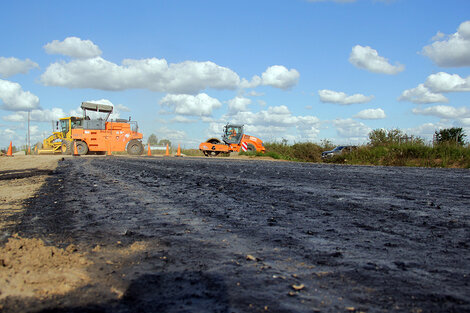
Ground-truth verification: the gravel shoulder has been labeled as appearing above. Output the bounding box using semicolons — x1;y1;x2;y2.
1;155;469;312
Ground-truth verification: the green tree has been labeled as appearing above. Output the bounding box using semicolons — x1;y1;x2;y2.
369;128;404;146
369;128;423;146
159;139;172;147
434;127;466;145
147;134;158;145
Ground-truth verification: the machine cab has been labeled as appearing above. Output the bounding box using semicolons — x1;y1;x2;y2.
222;124;244;144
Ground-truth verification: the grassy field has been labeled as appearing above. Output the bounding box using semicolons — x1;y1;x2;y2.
240;141;470;169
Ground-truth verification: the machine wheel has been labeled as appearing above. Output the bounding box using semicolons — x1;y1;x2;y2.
127;140;144;155
61;141;72;155
207;150;220;157
75;141;89;155
246;143;256;152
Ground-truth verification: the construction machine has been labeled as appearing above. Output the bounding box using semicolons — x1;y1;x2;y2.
36;102;144;155
199;124;265;157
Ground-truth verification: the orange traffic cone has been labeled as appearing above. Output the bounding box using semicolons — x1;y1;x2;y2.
147;144;152;156
165;143;170;156
176;144;182;157
6;141;13;157
73;141;80;156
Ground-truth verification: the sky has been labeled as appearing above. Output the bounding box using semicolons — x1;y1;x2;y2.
1;0;470;149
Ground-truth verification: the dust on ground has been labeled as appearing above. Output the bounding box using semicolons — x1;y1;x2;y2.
1;155;470;313
0;155;65;229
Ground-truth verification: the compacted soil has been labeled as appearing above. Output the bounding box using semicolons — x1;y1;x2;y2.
0;155;469;312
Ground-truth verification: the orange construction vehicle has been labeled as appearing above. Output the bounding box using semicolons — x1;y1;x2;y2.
199;124;265;157
59;102;144;155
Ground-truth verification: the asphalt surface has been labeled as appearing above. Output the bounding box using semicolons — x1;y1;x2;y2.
4;156;470;312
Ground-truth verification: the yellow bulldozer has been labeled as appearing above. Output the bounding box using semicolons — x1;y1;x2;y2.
35;117;76;154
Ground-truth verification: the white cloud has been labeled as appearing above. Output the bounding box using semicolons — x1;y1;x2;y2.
398;84;448;104
422;20;470;67
349;45;405;74
333;118;371;139
41;37;298;94
241;65;300;90
214;105;321;141
160;93;222;116
2;108;66;122
0;57;39;78
0;79;40;111
318;89;374;105
424;72;470;92
153;126;196;146
406;122;447;140
354;108;386;120
412;105;470;119
44;37;102;59
41;56;241;94
247;91;264;97
227;96;251;115
116;103;131;112
171;116;197;123
431;31;445;41
261;65;300;89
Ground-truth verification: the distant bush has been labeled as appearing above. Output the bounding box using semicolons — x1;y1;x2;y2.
434;127;466;145
368;128;424;146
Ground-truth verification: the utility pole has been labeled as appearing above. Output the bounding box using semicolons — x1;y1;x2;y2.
27;111;31;153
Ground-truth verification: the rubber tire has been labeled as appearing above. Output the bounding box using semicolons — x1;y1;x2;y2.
246;143;256;152
127;140;144;155
75;141;89;155
61;141;72;155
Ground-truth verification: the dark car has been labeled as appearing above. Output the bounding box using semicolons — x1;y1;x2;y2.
321;146;356;159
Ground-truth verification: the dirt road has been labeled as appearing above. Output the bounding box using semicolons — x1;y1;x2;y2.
1;156;470;312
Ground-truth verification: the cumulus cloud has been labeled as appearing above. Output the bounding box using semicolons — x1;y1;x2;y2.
261;65;300;89
227;96;251;115
41;57;241;94
412;105;470;119
154;126;188;142
354;108;386;120
398;84;448;104
318;89;374;105
349;45;405;74
2;108;66;122
333;118;371;139
41;37;299;94
44;37;102;59
241;65;300;90
424;72;470;92
160;93;222;116
0;57;39;78
422;20;470;67
214;105;321;141
171;116;197;123
0;79;40;111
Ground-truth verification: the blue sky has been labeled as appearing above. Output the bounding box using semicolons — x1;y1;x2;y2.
1;0;470;149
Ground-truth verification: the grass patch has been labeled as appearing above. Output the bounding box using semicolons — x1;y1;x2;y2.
241;140;470;168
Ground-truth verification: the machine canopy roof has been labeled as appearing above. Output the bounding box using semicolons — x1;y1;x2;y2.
81;102;114;113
